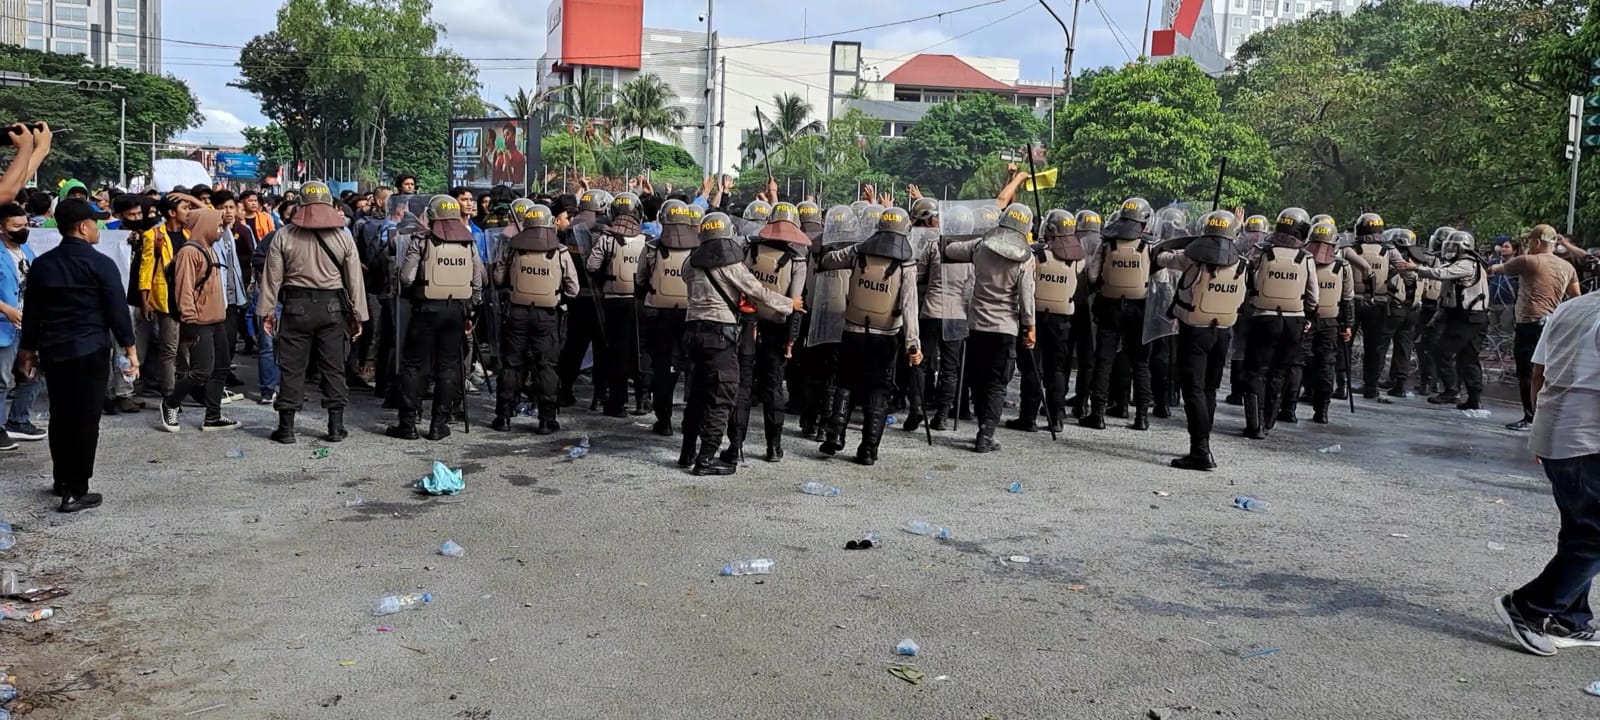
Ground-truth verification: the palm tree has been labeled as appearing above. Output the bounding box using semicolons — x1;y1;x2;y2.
761;93;825;164
551;76;614;148
606;73;689;144
502;87;540;119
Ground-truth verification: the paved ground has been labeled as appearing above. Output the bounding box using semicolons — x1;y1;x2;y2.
0;365;1591;720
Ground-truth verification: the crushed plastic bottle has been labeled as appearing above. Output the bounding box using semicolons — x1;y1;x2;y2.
1007;482;1024;494
895;638;919;656
0;684;13;702
225;448;245;458
799;482;842;497
2;569;18;595
343;496;365;508
901;519;951;538
885;415;896;426
372;592;432;616
1317;444;1343;454
568;434;591;459
0;522;13;551
922;471;935;482
439;539;466;558
0;605;52;622
312;447;331;459
845;532;881;550
1232;496;1270;513
720;558;774;576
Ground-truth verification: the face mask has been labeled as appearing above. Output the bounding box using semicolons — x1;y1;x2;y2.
4;227;27;244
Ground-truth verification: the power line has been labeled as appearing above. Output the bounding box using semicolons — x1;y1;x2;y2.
1088;0;1138;62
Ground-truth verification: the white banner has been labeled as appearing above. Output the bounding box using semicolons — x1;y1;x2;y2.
26;229;135;296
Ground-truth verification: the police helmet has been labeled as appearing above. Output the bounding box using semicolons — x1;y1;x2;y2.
579;190;610;213
1074;210;1102;234
1244;215;1270;233
510;198;538;220
796;201;822;226
769;202;801;226
1384;228;1416;247
522;203;555;229
610;192;641;219
428;194;463;221
1043;209;1077;239
876;207;911;236
1198;210;1240;241
1116;197;1153;227
699;212;735;242
1441;230;1474;259
659;199;700;226
743;200;772;223
1308;220;1338;245
998;203;1033;236
909;197;939;223
1310;213;1335;227
1274;207;1312;240
1355;212;1384;236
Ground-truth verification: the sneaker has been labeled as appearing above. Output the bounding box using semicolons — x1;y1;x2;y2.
1506;418;1533;431
1545;620;1600;649
0;428;16;451
4;421;46;441
201;417;241;432
221;390;244;405
258;389;277;405
159;403;181;433
1493;594;1556;656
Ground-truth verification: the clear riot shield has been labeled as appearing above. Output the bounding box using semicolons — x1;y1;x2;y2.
936;206;980;342
387;194;431;376
908;226;939;259
805;207;859;347
856;205;884;239
1143;205;1189;344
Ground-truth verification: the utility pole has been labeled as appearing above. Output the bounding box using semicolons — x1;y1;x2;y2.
1038;1;1078;107
717;55;727;180
1142;0;1153;58
702;0;716;176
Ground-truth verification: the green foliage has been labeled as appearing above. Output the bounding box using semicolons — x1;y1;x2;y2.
549;76;614;149
956;155;1014;201
1051;58;1277;213
606;74;688;145
541;132;597;180
0;45;201;187
234;0;482;187
878;93;1043;194
241;123;292;178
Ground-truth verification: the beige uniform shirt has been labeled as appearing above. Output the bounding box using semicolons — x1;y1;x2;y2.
397;232;486;305
942;239;1037;336
684;262;794;325
817;245;922;351
257;224;369;322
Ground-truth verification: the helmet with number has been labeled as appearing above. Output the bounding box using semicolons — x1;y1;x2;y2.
1354;212;1384;237
1105;197;1152;240
699;212;736;242
876;207;911;236
1075;210;1102;234
610;192;641;219
1042;209;1076;239
579;189;610;213
1274;207;1312;240
909;197;940;224
743;200;772;223
1440;230;1474;260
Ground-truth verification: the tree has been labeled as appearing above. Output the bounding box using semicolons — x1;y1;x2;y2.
242;123;293;179
500;87;540;120
0;45;202;186
1050;58;1277;212
606;74;688;145
551;76;614;149
878;93;1043;193
768;93;825;161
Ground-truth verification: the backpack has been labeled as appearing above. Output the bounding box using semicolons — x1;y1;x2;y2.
164;241;214;316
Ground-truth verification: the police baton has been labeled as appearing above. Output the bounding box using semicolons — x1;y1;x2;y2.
1342;336;1356;414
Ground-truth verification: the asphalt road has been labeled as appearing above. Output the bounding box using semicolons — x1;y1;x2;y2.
1;369;1591;720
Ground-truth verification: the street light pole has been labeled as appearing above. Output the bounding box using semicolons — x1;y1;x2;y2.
1038;1;1077;106
702;0;716;176
119;95;127;188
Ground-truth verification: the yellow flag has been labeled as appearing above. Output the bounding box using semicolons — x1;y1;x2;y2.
1023;167;1057;192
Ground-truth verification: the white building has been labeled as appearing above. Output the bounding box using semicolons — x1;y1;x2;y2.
8;0;161;73
1158;0;1372;68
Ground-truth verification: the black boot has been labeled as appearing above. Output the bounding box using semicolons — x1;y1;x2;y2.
902;412;922;432
1262;390;1282;432
854;393;888;466
1457;394;1481;410
1333;379;1349;400
820;388;851;455
1428;391;1459;405
1005;417;1038;432
1130;405;1150;431
491;415;512;431
973;424;1001;453
1170;437;1216;471
1277;405;1298;424
763;407;785;463
1068;394;1086;419
423;416;452;441
651;418;673;436
678;434;698;469
385;412;420;440
631;392;650;416
1312;403;1330;424
1107;404;1128;419
536;416;560;435
1224;390;1243;406
1078;399;1106;430
270;411;297;444
1046;404;1065;433
929;408;949;431
326;409;348;442
1242;394;1267;439
719;445;744;464
1152;401;1170;419
692;446;736;476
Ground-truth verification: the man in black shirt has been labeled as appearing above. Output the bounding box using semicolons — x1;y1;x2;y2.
18;199;138;513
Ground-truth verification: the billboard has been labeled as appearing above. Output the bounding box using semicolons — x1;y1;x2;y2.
450;118;528;189
214;152;261;179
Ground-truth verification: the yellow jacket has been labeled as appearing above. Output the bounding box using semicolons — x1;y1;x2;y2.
139;225;184;314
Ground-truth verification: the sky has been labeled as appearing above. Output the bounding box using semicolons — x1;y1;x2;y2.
171;0;1159;148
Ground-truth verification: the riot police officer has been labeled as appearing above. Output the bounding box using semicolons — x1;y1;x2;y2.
587;192;648;418
256;181;369;444
557;189;611;408
492;202;578;434
1240;208;1319;439
1401;230;1489;409
740;202;811;462
1413;226;1455;396
635;199;702;435
678;213;801;476
913;203;974;431
1291;220;1355;425
799;206;861;440
1380;228;1426;395
944;203;1036;452
1065;209;1102;417
817;208;923;465
1225;214;1271;405
1009;209;1080;433
1081;198;1155;430
388;195;486;441
1345;213;1407;399
1154;210;1249;470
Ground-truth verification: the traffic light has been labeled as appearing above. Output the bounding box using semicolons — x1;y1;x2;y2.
1585;59;1600;148
75;79;116;92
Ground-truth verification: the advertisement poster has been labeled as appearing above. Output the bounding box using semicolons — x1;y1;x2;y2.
450;119;527;189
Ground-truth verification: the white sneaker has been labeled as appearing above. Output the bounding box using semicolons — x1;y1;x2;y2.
222;391;244;404
1546;621;1600;649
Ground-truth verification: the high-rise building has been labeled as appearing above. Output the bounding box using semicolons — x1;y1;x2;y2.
11;0;161;73
1155;0;1371;72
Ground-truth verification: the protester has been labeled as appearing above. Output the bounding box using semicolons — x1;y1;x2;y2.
0;202;44;441
1494;290;1600;655
160;207;238;433
208;190;250;399
1488;224;1582;431
16;198;138;513
241;189;277;244
104;194;151;413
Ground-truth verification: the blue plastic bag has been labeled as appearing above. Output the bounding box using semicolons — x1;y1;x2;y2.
415;461;464;496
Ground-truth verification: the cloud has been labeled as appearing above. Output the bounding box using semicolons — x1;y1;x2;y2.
177;107;249;148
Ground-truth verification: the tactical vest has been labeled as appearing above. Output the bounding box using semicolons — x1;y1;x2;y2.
1357;243;1390;297
1175;261;1247;328
1252;247;1308;312
646;246;690;310
1099;239;1149;299
417;236;474;300
1421;276;1441;303
1449;259;1489;311
844;255;904;331
1035;254;1082;315
508;249;562;307
747;244;796;298
1315;261;1344;319
604;236;644;296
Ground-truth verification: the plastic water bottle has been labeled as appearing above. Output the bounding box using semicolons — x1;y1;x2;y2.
901;519;951;538
0;683;16;701
720;558;774;576
568;434;591;459
439;539;465;557
115;353;131;374
1007;482;1024;494
0;605;51;622
0;522;14;551
885;415;896;426
372;592;432;616
1233;496;1270;513
799;482;841;497
895;638;919;656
